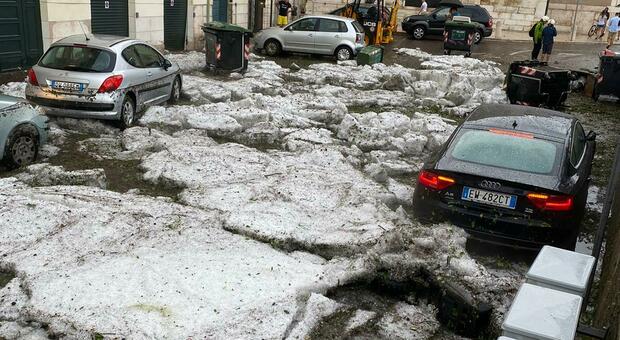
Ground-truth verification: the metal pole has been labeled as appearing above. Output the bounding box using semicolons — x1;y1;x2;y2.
582;137;620;313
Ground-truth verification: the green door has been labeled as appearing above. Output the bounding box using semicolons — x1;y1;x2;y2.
164;0;187;51
0;0;43;72
90;0;129;36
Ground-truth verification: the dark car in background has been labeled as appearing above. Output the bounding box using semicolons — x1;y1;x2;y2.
413;104;596;250
402;5;493;43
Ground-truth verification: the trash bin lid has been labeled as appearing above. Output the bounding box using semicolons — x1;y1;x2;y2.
445;20;477;29
202;21;251;33
502;283;582;340
526;245;595;294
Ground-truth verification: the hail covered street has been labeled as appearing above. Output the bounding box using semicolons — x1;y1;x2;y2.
0;42;616;339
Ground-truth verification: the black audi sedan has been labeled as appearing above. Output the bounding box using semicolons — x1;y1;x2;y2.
413;104;596;250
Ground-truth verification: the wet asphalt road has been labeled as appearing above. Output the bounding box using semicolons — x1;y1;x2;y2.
265;33;606;73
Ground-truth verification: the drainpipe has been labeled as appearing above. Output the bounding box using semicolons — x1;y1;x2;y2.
544;0;549;15
570;0;580;41
207;0;211;22
270;0;274;26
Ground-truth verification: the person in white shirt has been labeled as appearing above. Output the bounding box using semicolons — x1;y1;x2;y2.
419;0;428;14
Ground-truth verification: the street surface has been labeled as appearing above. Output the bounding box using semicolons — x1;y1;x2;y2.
0;37;617;339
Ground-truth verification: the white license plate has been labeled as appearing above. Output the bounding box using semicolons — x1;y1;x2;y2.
51;81;84;92
461;186;517;209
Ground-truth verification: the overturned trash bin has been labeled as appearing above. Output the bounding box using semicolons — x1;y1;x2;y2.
356;45;384;66
506;60;570;108
202;22;252;73
594;46;620;101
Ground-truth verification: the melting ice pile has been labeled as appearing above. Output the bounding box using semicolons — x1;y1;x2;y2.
0;51;518;339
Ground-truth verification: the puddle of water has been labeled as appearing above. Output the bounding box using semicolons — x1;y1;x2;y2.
0;271;15;289
47;132;183;198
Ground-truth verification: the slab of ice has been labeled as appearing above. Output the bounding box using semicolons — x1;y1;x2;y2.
377;302;440;339
15;163;106;189
0;82;26;98
0;181;357;339
285;293;344;339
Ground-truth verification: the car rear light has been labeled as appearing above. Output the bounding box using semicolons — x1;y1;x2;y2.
487;17;493;28
356;34;362;43
97;75;123;93
27;68;38;86
418;170;455;190
526;193;573;211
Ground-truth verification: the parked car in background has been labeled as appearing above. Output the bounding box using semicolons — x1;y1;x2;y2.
26;35;182;129
413;104;596;251
0;95;48;169
253;15;365;61
402;5;493;44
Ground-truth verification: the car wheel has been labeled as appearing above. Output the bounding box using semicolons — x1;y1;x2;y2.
3;124;39;169
119;95;135;130
473;30;483;44
335;46;353;61
264;39;281;57
168;77;181;104
412;25;426;40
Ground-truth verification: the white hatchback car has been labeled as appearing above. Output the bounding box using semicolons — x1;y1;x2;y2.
253;15;366;61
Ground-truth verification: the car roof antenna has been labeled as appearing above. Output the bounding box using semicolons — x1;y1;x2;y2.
512;120;518;129
78;22;90;41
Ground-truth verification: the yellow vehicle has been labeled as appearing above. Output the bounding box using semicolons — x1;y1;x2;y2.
338;0;399;45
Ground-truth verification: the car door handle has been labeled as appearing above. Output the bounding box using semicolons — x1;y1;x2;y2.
147;71;153;77
334;35;340;38
307;33;313;37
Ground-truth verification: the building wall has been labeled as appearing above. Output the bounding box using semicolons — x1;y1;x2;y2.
304;0;618;41
135;0;165;48
189;0;251;50
39;0;91;50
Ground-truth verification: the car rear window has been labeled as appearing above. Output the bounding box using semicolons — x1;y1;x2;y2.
450;129;560;175
39;46;116;73
352;21;364;33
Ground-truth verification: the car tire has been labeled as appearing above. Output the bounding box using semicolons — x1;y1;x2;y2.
335;46;353;61
412;25;426;40
119;95;136;130
264;39;281;57
474;30;483;44
3;124;39;169
168;76;181;104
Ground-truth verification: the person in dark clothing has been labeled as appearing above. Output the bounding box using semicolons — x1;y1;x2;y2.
541;19;557;64
529;15;549;60
277;0;292;27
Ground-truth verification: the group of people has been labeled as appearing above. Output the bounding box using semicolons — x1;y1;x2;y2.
529;16;557;63
595;7;620;49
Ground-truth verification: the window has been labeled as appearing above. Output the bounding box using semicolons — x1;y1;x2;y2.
458;8;473;17
122;44;163;68
134;44;164;68
39;46;116;72
434;7;451;18
290;18;318;31
319;19;348;32
450;129;560;175
122;46;141;67
570;123;586;167
352;21;364;33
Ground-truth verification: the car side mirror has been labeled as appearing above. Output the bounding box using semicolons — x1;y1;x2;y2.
586;130;596;141
162;59;172;70
432;13;437;18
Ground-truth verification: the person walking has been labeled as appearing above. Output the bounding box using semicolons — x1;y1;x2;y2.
529;16;549;60
595;7;610;39
607;12;620;48
541;19;557;64
419;0;428;14
277;0;292;27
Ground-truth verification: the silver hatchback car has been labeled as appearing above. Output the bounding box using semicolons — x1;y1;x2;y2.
26;35;182;128
253;15;365;61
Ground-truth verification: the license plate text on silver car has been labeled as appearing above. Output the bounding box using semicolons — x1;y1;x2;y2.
51;81;84;92
461;186;517;209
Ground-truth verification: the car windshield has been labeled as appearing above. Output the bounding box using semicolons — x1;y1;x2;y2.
39;46;116;73
450;129;560;175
